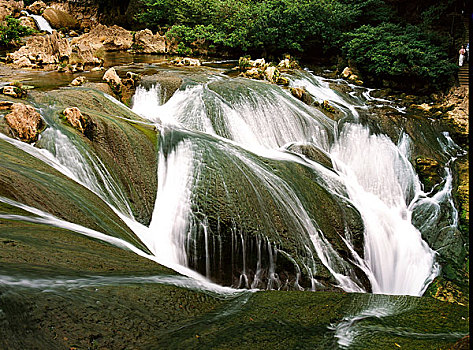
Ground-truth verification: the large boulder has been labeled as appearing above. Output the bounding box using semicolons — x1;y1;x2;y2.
42;7;78;30
71;24;133;51
133;29;166;54
7;31;101;70
7;31;71;69
4;103;45;143
69;42;102;68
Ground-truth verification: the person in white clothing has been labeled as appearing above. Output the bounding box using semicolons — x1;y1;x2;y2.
458;45;466;66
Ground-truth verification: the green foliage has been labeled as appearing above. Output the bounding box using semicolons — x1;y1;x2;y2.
139;0;178;28
139;0;458;89
0;16;36;47
342;23;457;88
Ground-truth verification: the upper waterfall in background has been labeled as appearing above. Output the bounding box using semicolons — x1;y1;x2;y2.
21;10;53;34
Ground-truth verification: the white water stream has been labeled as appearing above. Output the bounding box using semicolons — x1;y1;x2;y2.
0;67;457;300
129;72;449;297
21;11;53;34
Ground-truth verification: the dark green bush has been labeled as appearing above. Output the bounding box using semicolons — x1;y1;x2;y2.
0;16;36;47
138;0;458;89
342;23;457;89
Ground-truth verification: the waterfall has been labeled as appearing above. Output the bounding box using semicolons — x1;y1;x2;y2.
1;65;460;298
128;70;455;296
2;128;134;219
330;124;438;295
21;11;53;34
145;137;196;266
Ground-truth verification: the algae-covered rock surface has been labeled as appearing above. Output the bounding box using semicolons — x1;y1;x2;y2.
0;273;468;350
30;87;158;225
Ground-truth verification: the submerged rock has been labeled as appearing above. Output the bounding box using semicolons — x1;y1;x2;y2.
70;76;86;86
171;57;201;66
4;103;45;143
287;144;333;170
139;74;183;103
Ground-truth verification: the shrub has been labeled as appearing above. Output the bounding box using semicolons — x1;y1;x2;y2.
0;16;36;47
342;23;457;89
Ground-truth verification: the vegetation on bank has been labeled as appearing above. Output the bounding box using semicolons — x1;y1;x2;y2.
137;0;461;90
0;0;464;89
0;16;36;47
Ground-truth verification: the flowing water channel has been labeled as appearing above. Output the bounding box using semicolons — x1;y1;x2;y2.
0;61;466;348
128;69;458;297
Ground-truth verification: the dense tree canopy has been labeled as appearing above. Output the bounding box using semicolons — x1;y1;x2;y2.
137;0;461;89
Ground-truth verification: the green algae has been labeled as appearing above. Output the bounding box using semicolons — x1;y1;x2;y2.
30;87;159;225
2;278;466;350
0;138;149;252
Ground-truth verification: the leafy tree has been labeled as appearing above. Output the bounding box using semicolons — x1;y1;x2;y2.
137;0;458;89
342;23;457;88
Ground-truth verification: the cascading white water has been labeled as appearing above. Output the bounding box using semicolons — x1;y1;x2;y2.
288;71;362;118
3;64;457;298
21;11;53;34
136;79;333;152
129;70;450;296
330;124;438;295
3;127;134;218
132;84;163;119
143;137;197;267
